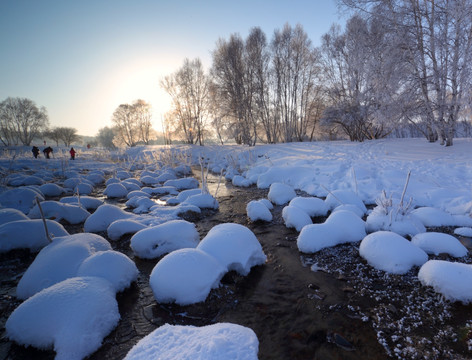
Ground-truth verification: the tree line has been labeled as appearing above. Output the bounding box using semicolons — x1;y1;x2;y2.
0;97;80;147
3;0;471;148
162;0;472;146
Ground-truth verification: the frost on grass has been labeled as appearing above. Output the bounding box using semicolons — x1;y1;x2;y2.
301;243;472;360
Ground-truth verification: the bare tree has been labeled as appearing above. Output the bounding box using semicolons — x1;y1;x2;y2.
271;24;320;142
111;100;154;147
96;126;117;149
0;97;49;146
134;100;153;145
161;58;210;145
340;0;472;146
56;127;79;147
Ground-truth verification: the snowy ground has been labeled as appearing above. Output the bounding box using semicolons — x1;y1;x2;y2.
1;138;472;359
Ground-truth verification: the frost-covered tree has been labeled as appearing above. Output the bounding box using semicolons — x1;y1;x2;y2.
0;97;49;146
339;0;472;146
96;126;117;150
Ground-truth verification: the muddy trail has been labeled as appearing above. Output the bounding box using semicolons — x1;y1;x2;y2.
2;172;471;359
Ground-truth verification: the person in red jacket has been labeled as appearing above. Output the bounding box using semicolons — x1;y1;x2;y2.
70;147;76;160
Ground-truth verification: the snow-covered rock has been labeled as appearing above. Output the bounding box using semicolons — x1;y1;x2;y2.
0;208;29;225
84;204;136;233
28;201;90;224
0;187;44;214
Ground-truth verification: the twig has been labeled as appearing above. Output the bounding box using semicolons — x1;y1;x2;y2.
36;197;52;243
399;170;411;209
320;184;345;205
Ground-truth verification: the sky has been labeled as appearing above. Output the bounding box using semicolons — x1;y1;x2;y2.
0;0;341;137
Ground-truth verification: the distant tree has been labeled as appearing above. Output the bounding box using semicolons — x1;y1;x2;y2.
96;126;117;149
44;128;61;146
111;100;154;147
0;97;49;146
57;127;79;147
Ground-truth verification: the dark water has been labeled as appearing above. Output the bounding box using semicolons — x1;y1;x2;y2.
1;178;387;360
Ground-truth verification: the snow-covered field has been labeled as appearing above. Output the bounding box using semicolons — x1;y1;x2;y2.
1;138;472;359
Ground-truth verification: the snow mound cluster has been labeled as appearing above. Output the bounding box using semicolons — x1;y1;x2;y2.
150;223;266;305
6;233;138;359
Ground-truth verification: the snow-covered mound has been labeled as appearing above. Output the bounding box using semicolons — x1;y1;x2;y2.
0;208;29;225
197;223;267;275
39;183;65;197
0;219;69;253
411;207;472;227
6;276;120;360
164;177;199;190
359;231;428;274
124;323;259;360
411;232;468;258
267;182;296;205
103;182;128;198
28;201;90;224
455;227;472;237
324;190;367;213
418;260;472;303
288;196;328;217
84;204;136;233
59;195;104;210
150;248;226;305
131;220;200;259
182;192;219;209
77;250;138;292
246;199;273;222
16;233;112;299
0;187;44;214
107;219;147;241
297;210;366;253
282;205;312;231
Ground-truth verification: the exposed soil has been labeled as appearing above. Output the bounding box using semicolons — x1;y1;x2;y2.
1;172;472;360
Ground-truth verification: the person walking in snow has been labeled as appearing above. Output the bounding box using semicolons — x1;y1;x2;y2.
32;146;40;159
43;146;53;159
70;147;76;160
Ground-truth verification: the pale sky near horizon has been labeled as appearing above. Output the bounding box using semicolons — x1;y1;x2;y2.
0;0;341;137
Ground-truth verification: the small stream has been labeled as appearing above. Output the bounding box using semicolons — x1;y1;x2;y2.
1;173;387;360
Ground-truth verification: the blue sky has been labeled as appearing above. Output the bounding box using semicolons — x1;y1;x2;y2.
0;0;340;136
